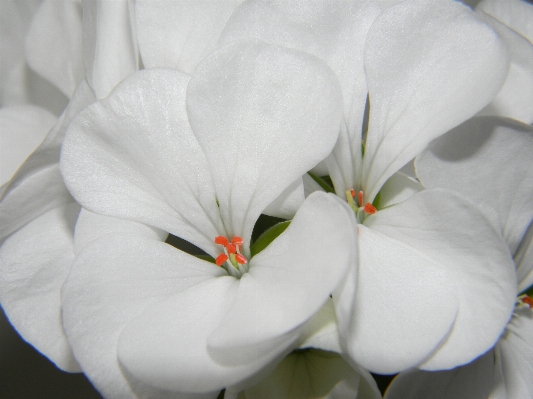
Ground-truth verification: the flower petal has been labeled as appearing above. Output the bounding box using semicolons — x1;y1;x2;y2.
219;0;381;196
135;0;242;73
1;80;94;241
377;172;423;209
62;230;224;398
383;350;499;399
297;299;342;354
515;221;533;293
262;178;305;220
343;189;516;373
83;0;138;99
416;117;533;263
361;0;509;202
498;307;533;399
25;0;84;98
239;349;365;399
477;0;533;43
207;192;356;367
187;40;343;248
0;104;56;186
60;69;224;256
0;202;80;371
476;11;533;124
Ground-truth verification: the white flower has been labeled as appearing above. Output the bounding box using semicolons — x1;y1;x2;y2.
59;40;358;396
219;0;517;374
384;116;533;399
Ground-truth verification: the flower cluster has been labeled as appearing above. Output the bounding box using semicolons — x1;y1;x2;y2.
1;0;532;398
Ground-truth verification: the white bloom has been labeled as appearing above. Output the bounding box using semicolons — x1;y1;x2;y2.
384;116;533;399
59;41;358;396
220;0;517;374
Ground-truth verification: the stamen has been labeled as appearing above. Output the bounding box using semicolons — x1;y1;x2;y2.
518;294;533;308
358;191;363;207
364;203;377;215
215;236;229;246
226;243;237;254
235;254;247;265
349;189;356;198
215;254;228;266
231;236;243;246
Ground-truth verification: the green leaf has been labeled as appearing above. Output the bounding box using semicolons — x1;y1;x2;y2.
307;172;335;193
251;220;291;257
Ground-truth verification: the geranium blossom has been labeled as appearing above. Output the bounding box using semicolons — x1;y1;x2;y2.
384;116;533;399
219;0;517;374
59;40;359;396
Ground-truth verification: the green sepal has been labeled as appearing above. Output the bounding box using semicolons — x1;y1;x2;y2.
307;172;335;193
251;220;291;257
524;285;533;297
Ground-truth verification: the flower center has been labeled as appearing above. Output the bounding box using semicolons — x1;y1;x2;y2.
214;235;249;278
345;189;376;223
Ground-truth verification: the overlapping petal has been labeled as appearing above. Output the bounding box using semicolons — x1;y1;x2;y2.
83;0;138;99
25;0;84;99
62;218;222;399
118;192;357;392
219;0;381;197
361;0;509;202
0;104;56;186
60;69;224;256
340;189;516;373
187;40;343;249
416;117;533;285
478;0;533;43
1;80;94;241
136;0;243;73
0;202;80;371
475;9;533;124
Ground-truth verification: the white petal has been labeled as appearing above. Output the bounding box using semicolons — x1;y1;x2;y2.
2;59;69;116
62;232;224;398
362;0;509;202
25;0;84;98
0;202;80;371
0;105;56;186
476;11;533;124
377;172;423;209
383;350;499;399
220;0;380;130
207;193;357;367
240;349;364;399
343;189;516;373
416;117;533;260
83;0;138;99
477;0;533;44
262;178;305;220
187;40;343;247
1;80;94;241
136;0;242;73
498;308;533;399
515;221;533;293
298;299;342;354
60;69;224;256
0;0;40;102
73;207;166;254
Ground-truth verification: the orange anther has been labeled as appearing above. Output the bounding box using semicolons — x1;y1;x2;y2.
231;236;243;246
349;189;356;198
522;295;533;308
358;191;364;207
363;203;377;215
235;254;247;265
215;236;229;246
227;243;237;254
215;254;228;266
